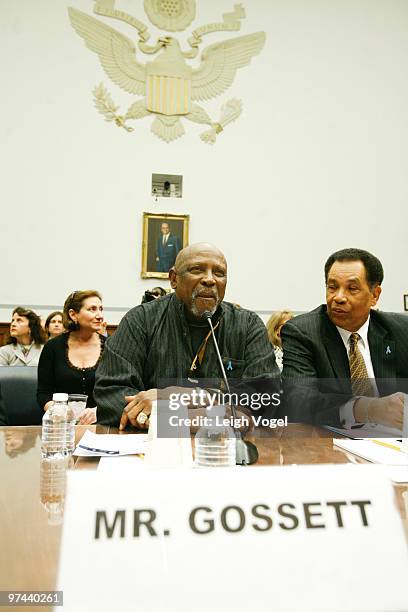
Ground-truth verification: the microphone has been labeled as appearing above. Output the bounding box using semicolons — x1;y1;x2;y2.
203;310;258;465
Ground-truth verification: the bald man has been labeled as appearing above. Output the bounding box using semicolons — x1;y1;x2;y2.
95;243;279;427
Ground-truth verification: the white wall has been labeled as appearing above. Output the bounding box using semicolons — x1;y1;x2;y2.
1;0;407;324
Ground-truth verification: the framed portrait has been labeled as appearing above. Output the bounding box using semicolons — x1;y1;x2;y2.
141;212;189;279
404;294;408;312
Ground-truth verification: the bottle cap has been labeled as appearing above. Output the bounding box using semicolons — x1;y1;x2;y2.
52;393;69;402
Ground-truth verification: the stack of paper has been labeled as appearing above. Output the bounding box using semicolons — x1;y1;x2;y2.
326;424;402;439
333;438;408;482
74;430;148;457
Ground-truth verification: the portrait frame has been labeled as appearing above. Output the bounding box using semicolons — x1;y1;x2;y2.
404;294;408;312
141;212;189;279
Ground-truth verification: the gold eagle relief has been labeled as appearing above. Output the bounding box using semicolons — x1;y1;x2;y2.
68;4;266;143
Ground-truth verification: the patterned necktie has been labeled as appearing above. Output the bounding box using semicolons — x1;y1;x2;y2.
348;333;373;396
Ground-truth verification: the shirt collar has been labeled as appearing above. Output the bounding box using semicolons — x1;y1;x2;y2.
336;315;370;349
17;341;33;350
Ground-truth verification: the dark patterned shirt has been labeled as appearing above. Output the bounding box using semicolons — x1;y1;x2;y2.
95;294;279;425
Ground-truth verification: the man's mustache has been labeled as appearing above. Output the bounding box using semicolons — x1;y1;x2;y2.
191;288;219;301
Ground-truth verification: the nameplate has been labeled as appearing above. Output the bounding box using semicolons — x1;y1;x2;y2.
58;464;408;611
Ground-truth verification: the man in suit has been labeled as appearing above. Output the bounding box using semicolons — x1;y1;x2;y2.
281;248;408;430
156;222;181;272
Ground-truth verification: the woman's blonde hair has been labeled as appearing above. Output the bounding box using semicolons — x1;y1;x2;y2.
266;310;294;347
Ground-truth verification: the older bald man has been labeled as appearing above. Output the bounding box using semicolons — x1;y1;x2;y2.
95;243;279;428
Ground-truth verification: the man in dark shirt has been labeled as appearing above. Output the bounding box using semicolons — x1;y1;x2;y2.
95;243;279;428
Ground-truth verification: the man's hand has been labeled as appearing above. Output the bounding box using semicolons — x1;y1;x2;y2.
371;393;404;430
119;389;158;431
119;387;203;431
355;393;404;430
118;386;255;433
78;407;97;425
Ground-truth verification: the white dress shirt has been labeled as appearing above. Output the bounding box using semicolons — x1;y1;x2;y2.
337;316;379;425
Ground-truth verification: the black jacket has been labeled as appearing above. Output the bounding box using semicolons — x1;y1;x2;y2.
281;305;408;426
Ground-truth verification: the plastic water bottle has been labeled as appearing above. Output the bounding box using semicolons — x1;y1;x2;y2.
40;456;68;525
41;393;75;457
194;405;236;467
65;400;76;455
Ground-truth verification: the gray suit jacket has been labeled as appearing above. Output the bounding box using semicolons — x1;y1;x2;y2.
281;305;408;425
0;343;43;366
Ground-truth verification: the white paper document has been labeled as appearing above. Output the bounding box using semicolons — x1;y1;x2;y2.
73;430;148;457
334;438;408;468
326;423;402;439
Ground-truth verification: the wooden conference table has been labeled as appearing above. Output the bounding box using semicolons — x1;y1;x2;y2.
0;424;407;611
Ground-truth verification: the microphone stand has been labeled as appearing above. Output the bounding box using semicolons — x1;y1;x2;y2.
204;311;258;465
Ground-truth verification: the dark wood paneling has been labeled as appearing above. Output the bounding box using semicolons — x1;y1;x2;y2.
0;322;9;347
106;325;117;336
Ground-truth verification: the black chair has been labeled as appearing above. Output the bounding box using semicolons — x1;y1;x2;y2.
0;367;43;425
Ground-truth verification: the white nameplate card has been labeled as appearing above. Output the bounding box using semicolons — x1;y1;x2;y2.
57;464;408;612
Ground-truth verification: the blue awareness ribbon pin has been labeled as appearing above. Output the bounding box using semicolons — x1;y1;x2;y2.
226;361;233;371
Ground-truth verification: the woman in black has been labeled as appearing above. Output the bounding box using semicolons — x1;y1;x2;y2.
37;290;105;424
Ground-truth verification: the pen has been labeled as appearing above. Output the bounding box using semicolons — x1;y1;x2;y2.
78;444;120;455
372;440;401;452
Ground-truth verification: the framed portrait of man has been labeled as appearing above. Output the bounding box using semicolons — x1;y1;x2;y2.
141;212;189;279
